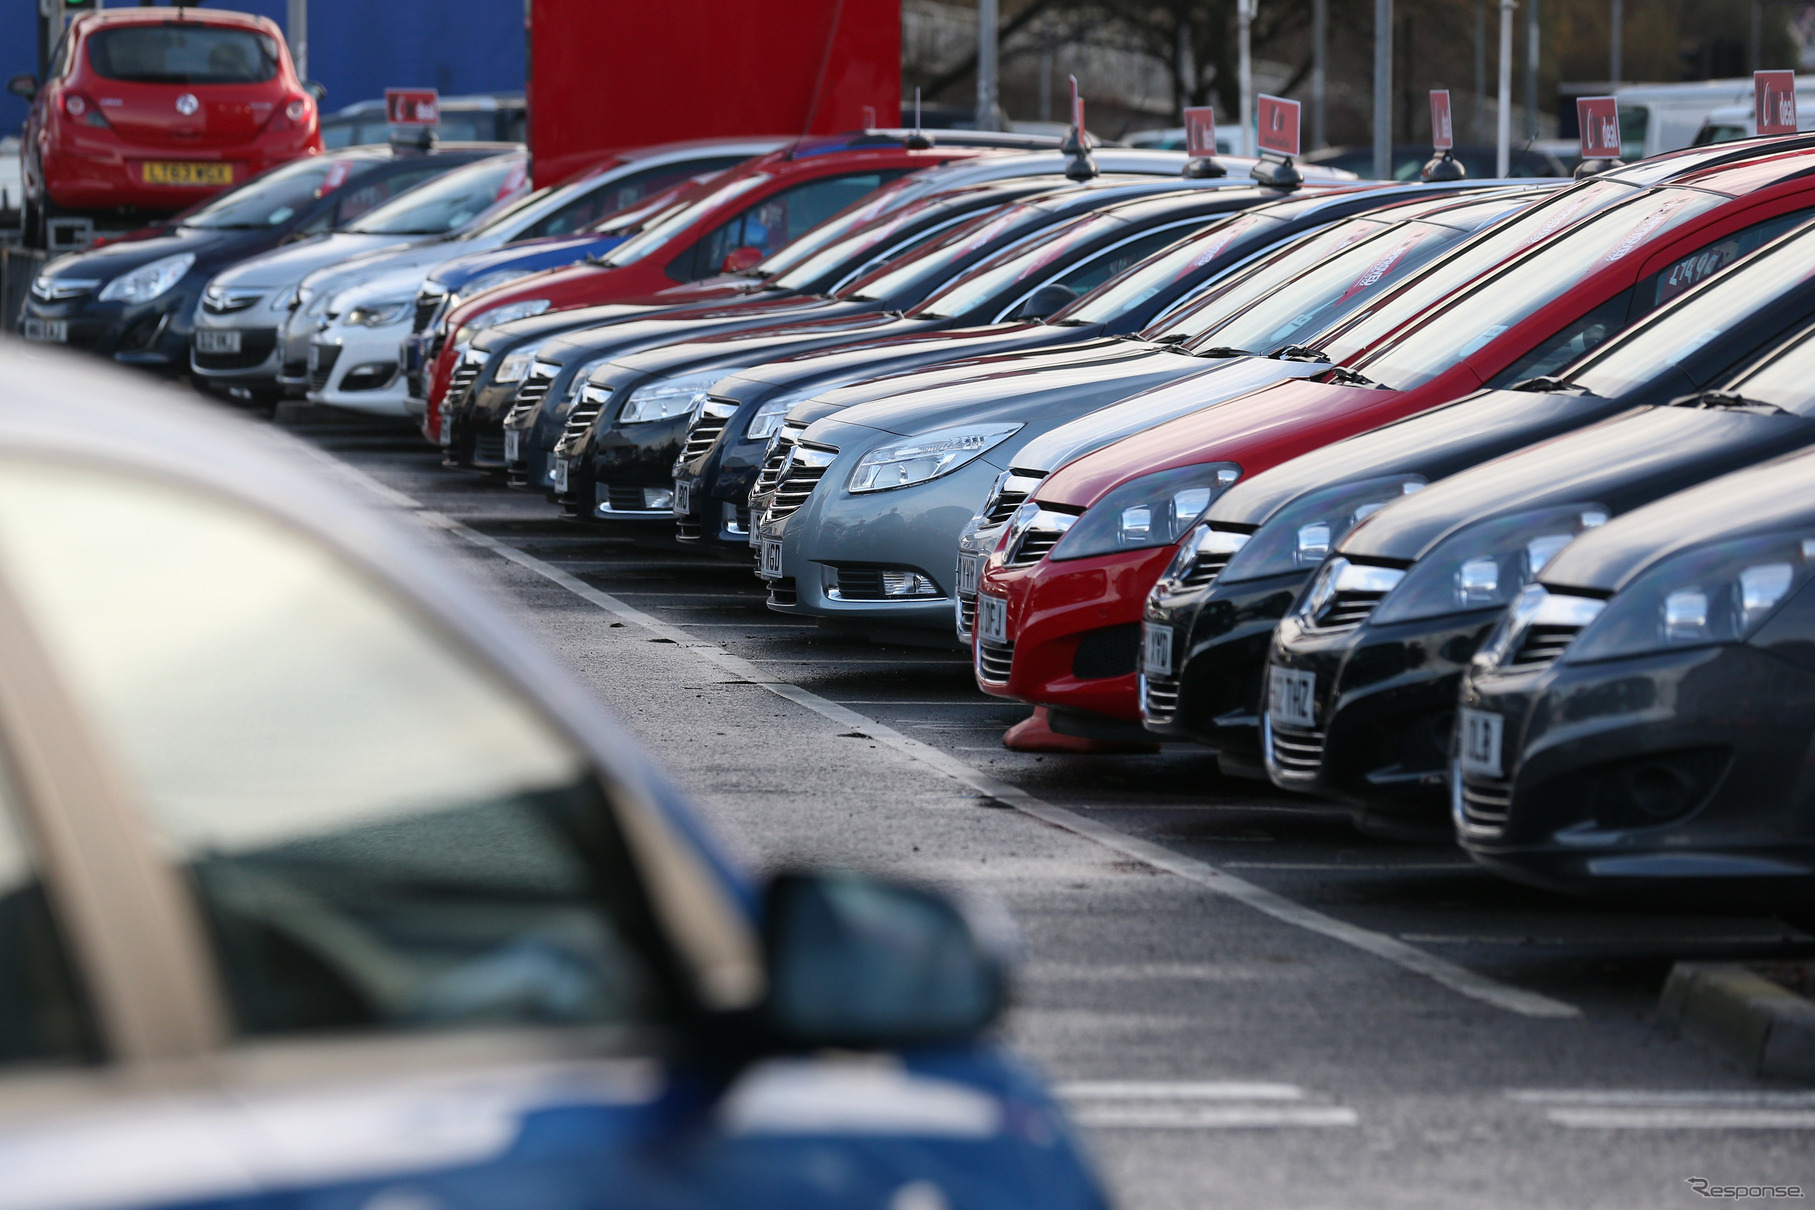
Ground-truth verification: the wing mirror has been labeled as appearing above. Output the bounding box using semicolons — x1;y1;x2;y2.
304;80;328;101
720;246;765;274
7;75;37;101
1011;283;1078;322
760;871;1015;1049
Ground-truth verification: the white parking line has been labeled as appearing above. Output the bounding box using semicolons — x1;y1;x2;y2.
1056;1081;1357;1128
1508;1090;1815;1129
1056;1081;1305;1100
309;456;1580;1022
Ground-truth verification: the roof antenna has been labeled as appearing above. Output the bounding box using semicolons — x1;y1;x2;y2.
1060;76;1098;181
905;87;934;149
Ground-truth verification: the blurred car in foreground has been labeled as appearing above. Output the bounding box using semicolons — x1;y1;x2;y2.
0;344;1104;1210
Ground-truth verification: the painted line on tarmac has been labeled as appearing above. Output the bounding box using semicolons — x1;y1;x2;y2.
313;455;1579;1021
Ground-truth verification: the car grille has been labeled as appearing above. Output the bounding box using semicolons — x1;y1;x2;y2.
193;328;277;372
976;638;1014;683
1503;622;1585;672
676;518;702;541
767;577;798;607
1269;725;1326;777
1314;589;1389;631
560;386;613;445
413;288;446;334
201;287;266;314
681;399;737;462
473;431;506;465
1460;774;1513;832
755;423;806;493
1008;528;1064;566
508;364;558;423
32;276;99;302
1142;673;1180;723
834;568;885;599
308;345;342;393
958;596;977;638
768;443;836;520
1181;546;1237;590
446;352;487;408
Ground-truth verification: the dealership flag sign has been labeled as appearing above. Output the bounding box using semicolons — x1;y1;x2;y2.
1756;70;1797;136
385;89;440;127
1429;90;1454;150
1577;96;1620;158
1256;94;1301;157
1184;107;1217;157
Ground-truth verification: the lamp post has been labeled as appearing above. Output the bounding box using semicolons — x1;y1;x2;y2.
977;0;999;131
1496;0;1515;177
1373;0;1392;178
1239;0;1256;157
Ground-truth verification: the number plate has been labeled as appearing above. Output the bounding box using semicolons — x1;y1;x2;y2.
503;429;520;463
22;318;67;343
1458;708;1505;779
197;328;242;355
143;161;232;186
1268;666;1317;730
758;538;784;580
674;479;692;516
552;458;570;493
956;554;981;597
978;594;1008;645
1142;622;1174;678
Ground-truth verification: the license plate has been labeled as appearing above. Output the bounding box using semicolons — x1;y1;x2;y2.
195;327;240;355
552;458;570;493
1458;708;1505;779
504;429;520;463
143;161;232;186
22;318;67;343
674;479;692;516
956;554;981;597
758;538;784;580
1142;622;1174;678
1268;666;1317;730
978;594;1008;645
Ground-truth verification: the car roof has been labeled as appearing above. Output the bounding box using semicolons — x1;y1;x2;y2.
73;7;279;33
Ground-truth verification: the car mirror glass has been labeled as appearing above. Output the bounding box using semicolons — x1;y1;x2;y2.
7;75;37;101
761;871;1012;1049
1011;283;1078;322
305;80;327;101
721;246;765;274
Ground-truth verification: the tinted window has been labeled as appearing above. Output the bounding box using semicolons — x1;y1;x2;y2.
346;156;527;235
0;768;97;1070
182;156;359;229
1064;212;1292;327
518;160;741;241
1034;224;1204;314
677;171;897;281
1715;327;1815;414
0;465;663;1039
838;202;1044;303
914;212;1126;319
335;164;445;225
87;26;279;85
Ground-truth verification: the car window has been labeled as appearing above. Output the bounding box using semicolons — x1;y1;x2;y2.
519;160;745;242
1027;224;1202;317
0;464;665;1041
49;32;73;80
674;171;899;281
1722;324;1815;415
87;25;279;85
346;157;527;235
1063;212;1290;327
0;766;98;1071
335;164;446;226
182;156;358;230
914;212;1127;319
837;202;1045;303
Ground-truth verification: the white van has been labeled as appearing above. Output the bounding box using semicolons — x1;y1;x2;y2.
1691;98;1815;144
1612;77;1815;158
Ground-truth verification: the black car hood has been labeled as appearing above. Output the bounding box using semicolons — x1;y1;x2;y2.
540;300;886;371
1341;404;1815;564
1206;388;1633;528
721;319;1063;390
43;222;270;281
473;290;820;353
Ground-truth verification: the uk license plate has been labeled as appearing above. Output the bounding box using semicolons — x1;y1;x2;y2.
143;161;232;186
22;318;67;343
1458;708;1505;778
956;554;981;597
552;458;570;493
758;538;784;580
503;429;520;463
1142;622;1174;678
674;479;691;516
978;594;1008;644
1268;667;1317;730
196;328;241;355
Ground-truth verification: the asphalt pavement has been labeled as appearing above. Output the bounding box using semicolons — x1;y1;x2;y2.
298;410;1815;1210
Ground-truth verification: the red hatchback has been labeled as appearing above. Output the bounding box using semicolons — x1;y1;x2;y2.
973;145;1815;739
13;8;320;245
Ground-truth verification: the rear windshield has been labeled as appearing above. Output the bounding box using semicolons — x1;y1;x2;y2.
182;155;366;229
346;156;527;235
87;25;279;85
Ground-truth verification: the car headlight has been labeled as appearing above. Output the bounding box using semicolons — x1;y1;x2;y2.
98;252;194;304
1048;463;1241;562
848;424;1022;494
1368;503;1608;625
1559;530;1815;664
463;268;534;296
467;299;552;331
344;299;411;327
746;388;815;443
493;347;544;385
620;369;739;425
1215;475;1429;585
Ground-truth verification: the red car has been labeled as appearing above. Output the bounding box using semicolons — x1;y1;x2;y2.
12;7;320;247
420;137;996;419
973;145;1815;740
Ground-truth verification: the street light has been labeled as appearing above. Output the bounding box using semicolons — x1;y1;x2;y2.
1373;0;1392;179
1497;0;1515;177
1239;0;1256;157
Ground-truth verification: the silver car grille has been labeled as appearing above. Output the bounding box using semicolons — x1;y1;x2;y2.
1313;588;1389;631
446;352;488;407
506;363;559;425
560;385;614;444
1269;725;1325;777
976;639;1014;683
1142;673;1180;723
1460;774;1513;833
755;423;807;493
680;398;739;463
1503;622;1585;672
767;443;837;520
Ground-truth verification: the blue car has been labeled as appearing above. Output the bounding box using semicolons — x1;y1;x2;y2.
0;344;1107;1210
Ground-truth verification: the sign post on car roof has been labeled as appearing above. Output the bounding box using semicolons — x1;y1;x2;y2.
1756;70;1797;136
1183;106;1227;178
1252;94;1305;188
385;88;440;127
1422;90;1466;181
1062;77;1098;181
1575;96;1623;178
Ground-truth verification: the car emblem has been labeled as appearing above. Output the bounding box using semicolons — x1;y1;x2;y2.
176;93;199;115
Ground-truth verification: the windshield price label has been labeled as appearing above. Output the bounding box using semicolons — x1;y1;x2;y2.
1756;70;1798;136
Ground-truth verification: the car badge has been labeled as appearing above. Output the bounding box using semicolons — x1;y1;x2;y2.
176;94;199;116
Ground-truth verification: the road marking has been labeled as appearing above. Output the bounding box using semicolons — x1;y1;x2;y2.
1223;862;1477;871
1507;1090;1815;1106
1056;1081;1304;1100
1508;1089;1815;1128
1068;1104;1358;1128
1547;1109;1815;1129
309;454;1581;1022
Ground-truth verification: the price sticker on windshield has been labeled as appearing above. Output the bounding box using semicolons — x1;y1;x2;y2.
1756;70;1797;136
385;88;440;127
1430;90;1454;150
1256;94;1302;157
1577;96;1620;159
1184;106;1218;157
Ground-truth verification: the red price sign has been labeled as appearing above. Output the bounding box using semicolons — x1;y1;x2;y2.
1429;89;1454;150
1756;70;1798;136
1256;94;1301;157
384;88;440;127
1069;75;1085;134
1184;106;1218;157
1577;96;1621;158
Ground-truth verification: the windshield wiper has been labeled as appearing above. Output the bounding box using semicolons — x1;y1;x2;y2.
1271;345;1331;363
1195;346;1250;358
1323;366;1385;389
1510;376;1597;396
583;252;616;268
1670;389;1788;415
1151;333;1190;344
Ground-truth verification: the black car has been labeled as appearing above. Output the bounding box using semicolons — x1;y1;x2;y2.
1146;214;1815;781
1457;418;1815;906
549;182;1294;527
673;179;1515;555
15;145;499;374
1264;295;1815;840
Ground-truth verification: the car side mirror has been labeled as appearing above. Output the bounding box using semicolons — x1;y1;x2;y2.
720;246;765;275
1011;283;1078;322
7;75;37;101
304;80;328;101
761;871;1012;1049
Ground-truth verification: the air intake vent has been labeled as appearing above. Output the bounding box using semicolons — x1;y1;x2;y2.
560;385;613;446
507;363;558;425
1504;623;1584;672
976;639;1014;683
1269;725;1325;777
681;399;738;463
767;443;837;520
307;345;342;393
1315;589;1388;631
1142;673;1180;723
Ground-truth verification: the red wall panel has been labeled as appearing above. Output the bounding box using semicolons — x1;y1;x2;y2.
529;0;902;185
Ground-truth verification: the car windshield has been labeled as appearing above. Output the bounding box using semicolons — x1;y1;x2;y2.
1354;186;1727;389
758;174;931;281
837;201;1047;302
603;175;770;265
181;155;369;229
912;212;1126;319
346;156;527;235
1709;324;1815;415
1058;212;1287;326
1570;221;1815;397
464;185;558;235
766;190;986;291
87;24;278;84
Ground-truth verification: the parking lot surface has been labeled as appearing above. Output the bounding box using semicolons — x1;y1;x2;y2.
303;410;1814;1209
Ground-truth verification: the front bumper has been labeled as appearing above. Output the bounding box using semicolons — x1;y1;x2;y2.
305;327;411;417
18;286;197;370
673;431;762;550
190;315;284;389
1458;642;1815;904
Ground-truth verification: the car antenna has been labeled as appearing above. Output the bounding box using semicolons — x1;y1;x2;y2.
1061;76;1099;182
904;88;934;149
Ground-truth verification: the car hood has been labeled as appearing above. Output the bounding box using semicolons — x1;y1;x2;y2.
299;233;510;299
535;299;878;368
1541;442;1815;594
1341;404;1815;564
323;265;431;311
1206;387;1634;528
614;307;931;377
42;222;265;281
724;320;1061;391
212;232;428;290
427;233;632;291
469;290;819;353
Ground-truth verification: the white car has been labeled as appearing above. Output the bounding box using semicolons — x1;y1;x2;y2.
302;266;426;415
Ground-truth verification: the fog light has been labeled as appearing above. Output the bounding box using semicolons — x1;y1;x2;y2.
643;488;674;510
883;571;939;598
